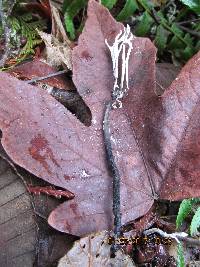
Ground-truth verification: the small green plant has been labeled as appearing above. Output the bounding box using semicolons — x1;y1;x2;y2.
180;0;200;14
176;197;200;235
176;198;200;266
62;0;200;63
177;242;185;267
0;0;47;60
9;13;46;56
63;0;87;40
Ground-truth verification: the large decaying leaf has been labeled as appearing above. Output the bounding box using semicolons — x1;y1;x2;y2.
0;147;37;267
0;0;200;237
58;231;135;267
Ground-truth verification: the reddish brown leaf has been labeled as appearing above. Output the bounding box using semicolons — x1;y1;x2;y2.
154;54;200;200
0;0;200;237
8;59;71;90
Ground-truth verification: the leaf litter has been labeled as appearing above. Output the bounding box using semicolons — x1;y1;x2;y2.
58;231;135;267
0;0;199;244
38;4;72;69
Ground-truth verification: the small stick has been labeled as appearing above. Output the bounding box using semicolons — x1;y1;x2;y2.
177;18;200;25
175;24;200;38
144;228;200;247
0;0;13;67
26;69;68;84
178;235;200;247
27;184;74;199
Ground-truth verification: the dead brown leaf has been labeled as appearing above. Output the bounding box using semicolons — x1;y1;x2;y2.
0;0;200;237
8;59;71;90
38;4;72;69
58;231;135;267
0;147;37;266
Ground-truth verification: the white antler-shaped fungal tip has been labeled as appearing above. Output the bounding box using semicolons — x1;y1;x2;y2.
105;25;133;108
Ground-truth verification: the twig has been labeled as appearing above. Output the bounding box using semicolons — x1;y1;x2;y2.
177;18;200;25
7;0;16;16
0;0;15;67
144;228;200;247
178;235;200;247
27;184;74;199
0;0;5;29
34;210;48;220
26;69;68;84
176;24;200;38
156;80;165;95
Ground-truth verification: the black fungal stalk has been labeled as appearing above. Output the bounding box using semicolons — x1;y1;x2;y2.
104;25;133;254
103;101;122;243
